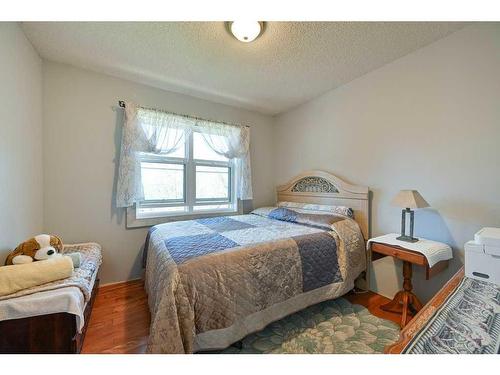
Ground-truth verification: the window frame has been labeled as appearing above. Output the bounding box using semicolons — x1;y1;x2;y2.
194;163;232;204
126;127;240;228
138;154;187;207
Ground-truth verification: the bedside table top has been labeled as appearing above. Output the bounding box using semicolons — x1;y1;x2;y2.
368;233;452;268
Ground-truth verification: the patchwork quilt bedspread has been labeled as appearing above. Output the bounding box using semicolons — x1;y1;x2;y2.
144;207;366;353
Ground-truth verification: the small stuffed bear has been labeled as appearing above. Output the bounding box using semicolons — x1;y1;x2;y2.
5;234;64;265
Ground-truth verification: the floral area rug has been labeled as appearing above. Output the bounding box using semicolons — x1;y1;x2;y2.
219;298;400;354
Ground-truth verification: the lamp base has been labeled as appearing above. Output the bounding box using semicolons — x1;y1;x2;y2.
397;235;419;243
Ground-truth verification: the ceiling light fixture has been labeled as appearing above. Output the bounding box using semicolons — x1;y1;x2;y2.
228;21;264;43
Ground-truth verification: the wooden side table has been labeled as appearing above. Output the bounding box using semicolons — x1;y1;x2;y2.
369;241;450;328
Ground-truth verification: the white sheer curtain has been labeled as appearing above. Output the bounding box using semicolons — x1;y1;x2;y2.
116;102;190;207
116;102;252;208
138;106;187;154
196;120;253;201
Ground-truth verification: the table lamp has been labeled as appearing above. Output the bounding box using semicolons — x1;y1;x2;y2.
391;190;430;243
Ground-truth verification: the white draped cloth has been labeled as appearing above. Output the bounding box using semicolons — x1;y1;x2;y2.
116;102;252;208
367;233;453;267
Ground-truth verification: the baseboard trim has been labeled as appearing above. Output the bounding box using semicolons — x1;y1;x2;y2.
98;278;143;291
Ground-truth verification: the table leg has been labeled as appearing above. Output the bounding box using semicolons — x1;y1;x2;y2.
380;261;423;328
402;261;411;289
401;292;409;328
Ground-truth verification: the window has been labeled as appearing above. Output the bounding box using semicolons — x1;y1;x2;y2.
136;128;237;219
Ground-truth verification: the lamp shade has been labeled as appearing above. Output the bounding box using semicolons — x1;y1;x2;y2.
391;190;430;209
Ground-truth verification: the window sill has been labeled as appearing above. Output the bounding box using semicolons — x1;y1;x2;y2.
125;204;242;229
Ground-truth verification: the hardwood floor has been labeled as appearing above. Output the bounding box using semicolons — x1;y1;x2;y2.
82;281;402;354
345;289;404;324
81;279;150;354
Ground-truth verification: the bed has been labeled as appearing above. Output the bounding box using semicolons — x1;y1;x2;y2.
386;267;500;354
0;243;102;353
143;171;370;353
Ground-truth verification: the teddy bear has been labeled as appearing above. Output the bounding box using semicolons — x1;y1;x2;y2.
5;234;64;265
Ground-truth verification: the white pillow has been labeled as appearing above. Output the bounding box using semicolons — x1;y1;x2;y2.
277;201;354;218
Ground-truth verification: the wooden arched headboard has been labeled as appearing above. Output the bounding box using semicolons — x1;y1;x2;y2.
276;170;370;239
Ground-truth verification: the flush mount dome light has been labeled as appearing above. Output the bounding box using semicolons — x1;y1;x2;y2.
228;21;263;43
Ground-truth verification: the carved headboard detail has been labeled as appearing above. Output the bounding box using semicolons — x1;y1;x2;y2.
277;170;370;239
291;177;339;193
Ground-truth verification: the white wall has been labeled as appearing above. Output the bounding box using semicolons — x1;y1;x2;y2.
42;61;275;284
273;24;500;302
0;23;43;264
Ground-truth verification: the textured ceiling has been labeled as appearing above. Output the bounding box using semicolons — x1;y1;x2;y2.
22;22;467;115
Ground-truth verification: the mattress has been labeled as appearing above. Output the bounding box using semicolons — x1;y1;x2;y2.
0;243;101;332
144;206;366;353
0;286;87;331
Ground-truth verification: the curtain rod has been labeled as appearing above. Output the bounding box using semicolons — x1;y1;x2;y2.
118;101;249;128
